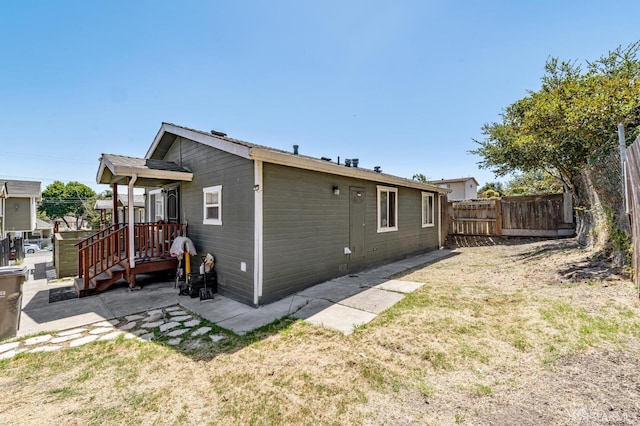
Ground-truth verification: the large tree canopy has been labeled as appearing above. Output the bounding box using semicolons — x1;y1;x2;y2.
471;42;640;190
39;181;96;230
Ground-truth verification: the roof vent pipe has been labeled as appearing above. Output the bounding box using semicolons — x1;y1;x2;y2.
352;158;359;168
374;166;382;173
344;159;352;167
293;145;299;155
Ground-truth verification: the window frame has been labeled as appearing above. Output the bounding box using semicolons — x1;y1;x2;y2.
421;192;435;228
148;189;165;222
203;185;222;225
377;185;398;233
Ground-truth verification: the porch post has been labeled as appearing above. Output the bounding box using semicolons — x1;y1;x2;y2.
112;184;118;225
128;175;137;269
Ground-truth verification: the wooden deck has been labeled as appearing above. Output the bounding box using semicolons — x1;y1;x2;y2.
75;223;185;296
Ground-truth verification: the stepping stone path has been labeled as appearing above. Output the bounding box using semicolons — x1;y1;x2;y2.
0;305;228;361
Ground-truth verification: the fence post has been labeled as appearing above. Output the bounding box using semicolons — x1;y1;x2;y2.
562;193;573;224
495;199;503;236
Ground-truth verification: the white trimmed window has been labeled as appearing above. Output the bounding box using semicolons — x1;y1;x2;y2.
203;185;222;225
422;192;435;227
377;186;398;232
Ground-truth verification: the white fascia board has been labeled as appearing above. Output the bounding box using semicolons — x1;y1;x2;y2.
112;166;193;182
96;156;116;184
146;123;252;160
249;149;451;194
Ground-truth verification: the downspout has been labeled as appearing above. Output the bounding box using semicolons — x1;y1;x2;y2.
128;174;137;269
438;193;442;249
253;160;264;306
1;197;4;238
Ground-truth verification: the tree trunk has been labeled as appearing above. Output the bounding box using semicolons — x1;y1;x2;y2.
571;171;609;248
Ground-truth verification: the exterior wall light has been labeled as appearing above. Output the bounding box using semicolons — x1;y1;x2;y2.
332;186;340;196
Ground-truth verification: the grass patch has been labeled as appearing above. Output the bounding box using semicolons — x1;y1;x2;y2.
422;348;452;370
540;300;640;349
47;386;77;401
469;383;494;396
2;240;640;425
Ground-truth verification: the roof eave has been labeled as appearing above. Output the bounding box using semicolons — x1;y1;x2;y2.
112;165;193;182
96;155;193;185
250;148;450;194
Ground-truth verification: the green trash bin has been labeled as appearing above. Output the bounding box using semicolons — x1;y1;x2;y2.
0;266;27;340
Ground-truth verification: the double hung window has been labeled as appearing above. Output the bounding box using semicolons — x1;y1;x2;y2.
377;186;398;232
203;185;222;225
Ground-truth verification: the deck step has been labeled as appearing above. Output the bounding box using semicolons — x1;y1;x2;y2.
74;277;96;297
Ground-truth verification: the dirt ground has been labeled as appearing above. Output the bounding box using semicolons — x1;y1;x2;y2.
1;237;639;425
392;236;640;425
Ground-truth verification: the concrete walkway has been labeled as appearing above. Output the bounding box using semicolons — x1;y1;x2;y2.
16;249;454;339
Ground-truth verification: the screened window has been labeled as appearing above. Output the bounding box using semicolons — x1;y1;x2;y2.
203;185;222;225
377;186;398;232
422;192;435;227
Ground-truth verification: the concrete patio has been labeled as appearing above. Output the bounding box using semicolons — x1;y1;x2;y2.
17;249;454;338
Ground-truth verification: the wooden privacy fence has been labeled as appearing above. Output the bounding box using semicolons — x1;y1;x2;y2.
448;193;575;237
624;135;640;297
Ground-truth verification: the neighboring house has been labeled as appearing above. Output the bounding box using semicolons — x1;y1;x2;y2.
25;218;54;241
0;180;41;239
94;194;145;225
93;122;450;306
435;177;479;201
53;216;92;231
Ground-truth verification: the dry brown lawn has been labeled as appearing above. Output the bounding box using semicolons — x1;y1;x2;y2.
1;237;639;425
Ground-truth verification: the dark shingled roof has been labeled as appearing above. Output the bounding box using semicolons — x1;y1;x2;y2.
102;154;190;173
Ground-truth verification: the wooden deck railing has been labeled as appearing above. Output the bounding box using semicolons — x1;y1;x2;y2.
77;223;124;252
76;223;186;291
133;223;184;260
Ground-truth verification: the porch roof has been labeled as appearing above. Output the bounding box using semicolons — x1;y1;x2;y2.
96;154;193;187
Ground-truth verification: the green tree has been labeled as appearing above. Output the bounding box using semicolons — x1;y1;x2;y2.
473;43;640;184
39;181;96;230
504;170;564;195
478;182;505;197
480;189;500;199
412;173;430;183
471;42;640;245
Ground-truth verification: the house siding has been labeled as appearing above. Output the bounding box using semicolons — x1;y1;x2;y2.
261;163;439;304
160;137;256;305
4;198;32;232
438;179;477;201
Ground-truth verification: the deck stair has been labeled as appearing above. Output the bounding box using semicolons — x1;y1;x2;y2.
74;223;185;296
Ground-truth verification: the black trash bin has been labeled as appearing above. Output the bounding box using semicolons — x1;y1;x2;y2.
0;266;27;340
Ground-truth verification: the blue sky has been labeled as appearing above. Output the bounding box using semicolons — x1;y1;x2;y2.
1;1;638;193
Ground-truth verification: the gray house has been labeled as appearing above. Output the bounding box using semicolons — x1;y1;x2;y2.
0;180;42;239
92;123;449;306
